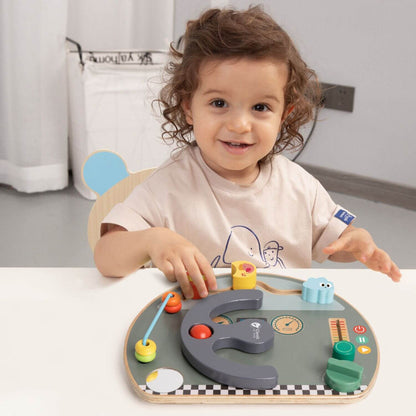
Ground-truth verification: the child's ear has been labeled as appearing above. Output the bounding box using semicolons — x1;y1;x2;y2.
181;99;193;125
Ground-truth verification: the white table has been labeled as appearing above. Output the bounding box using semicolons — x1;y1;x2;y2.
0;267;415;415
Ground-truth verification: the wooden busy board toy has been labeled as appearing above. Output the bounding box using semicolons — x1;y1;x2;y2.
124;262;379;403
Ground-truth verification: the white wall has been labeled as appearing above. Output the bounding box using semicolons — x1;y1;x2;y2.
174;0;416;189
67;0;173;50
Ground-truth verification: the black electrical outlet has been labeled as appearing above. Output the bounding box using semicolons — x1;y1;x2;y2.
320;82;355;112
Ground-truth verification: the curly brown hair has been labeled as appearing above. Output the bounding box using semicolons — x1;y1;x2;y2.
157;6;321;156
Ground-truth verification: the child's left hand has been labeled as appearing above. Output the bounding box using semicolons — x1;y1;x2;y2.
323;225;401;282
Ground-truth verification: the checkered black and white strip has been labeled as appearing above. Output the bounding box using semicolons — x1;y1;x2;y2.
139;384;368;396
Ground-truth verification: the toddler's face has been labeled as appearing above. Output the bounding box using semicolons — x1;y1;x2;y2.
182;57;288;185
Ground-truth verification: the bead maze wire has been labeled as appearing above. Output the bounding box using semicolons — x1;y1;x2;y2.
142;293;173;346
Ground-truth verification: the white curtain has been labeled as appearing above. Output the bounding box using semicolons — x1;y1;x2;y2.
67;0;174;50
0;0;69;193
66;0;175;199
0;0;174;194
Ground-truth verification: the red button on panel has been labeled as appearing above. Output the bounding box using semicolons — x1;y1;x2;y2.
190;324;212;339
353;325;367;334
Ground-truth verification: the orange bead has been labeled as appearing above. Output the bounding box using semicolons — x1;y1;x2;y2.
164;303;182;314
162;291;181;307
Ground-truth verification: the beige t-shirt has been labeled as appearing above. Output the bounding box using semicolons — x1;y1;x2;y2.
102;146;355;269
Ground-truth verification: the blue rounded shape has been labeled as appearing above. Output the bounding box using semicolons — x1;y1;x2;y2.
83;151;129;195
302;277;334;304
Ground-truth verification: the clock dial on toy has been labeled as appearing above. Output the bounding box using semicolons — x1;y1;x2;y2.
271;315;303;335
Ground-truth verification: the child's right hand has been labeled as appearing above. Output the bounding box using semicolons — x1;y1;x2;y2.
147;227;217;299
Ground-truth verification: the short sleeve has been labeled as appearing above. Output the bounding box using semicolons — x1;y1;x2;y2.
100;182;163;236
101;203;152;235
311;182;356;263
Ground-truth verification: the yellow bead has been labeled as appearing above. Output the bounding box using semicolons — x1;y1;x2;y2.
232;261;257;290
135;339;157;356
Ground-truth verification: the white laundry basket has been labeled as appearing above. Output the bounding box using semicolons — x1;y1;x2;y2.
66;43;174;199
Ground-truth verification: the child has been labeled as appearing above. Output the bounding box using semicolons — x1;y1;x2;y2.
94;6;401;298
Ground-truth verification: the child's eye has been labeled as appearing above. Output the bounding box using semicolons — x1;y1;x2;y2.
210;99;227;108
253;103;270;112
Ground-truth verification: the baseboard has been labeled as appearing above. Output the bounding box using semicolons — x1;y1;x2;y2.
299;163;416;211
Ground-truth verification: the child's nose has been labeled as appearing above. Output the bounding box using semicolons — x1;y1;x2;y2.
226;110;251;134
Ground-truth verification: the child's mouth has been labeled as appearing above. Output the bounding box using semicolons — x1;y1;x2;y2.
220;140;253;155
227;142;248;148
221;141;252;149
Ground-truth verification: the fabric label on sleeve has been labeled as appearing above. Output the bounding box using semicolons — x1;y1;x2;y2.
334;209;355;225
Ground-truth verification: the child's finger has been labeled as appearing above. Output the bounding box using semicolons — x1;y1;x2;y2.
169;257;194;299
184;257;209;298
376;252;402;282
389;262;402;282
196;252;217;291
363;249;402;282
156;259;176;282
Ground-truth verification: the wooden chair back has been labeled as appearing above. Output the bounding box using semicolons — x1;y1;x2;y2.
82;150;155;251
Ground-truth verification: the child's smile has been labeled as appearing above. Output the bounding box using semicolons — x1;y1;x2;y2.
183;58;289;185
220;140;253;154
